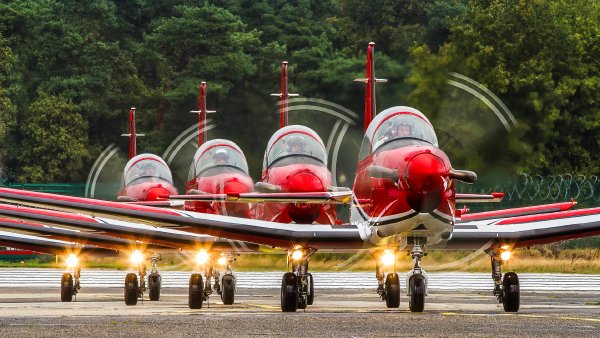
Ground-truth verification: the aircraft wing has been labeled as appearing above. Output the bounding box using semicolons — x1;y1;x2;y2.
458;201;577;222
0;188;364;250
0;230;118;257
438;207;600;250
455;192;504;203
0;203;260;253
168;191;352;205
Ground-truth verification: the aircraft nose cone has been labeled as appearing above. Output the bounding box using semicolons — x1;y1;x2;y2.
221;179;252;194
405;153;446;213
144;186;171;201
287;171;324;193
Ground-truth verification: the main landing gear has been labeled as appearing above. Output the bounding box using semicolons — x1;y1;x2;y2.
189;251;237;309
61;254;81;302
125;251;162;306
376;250;400;308
487;247;520;312
281;248;315;312
376;238;428;312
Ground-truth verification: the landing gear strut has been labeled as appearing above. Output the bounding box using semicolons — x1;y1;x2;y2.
189;252;238;309
124;250;161;306
376;250;400;308
488;248;520;312
148;253;161;301
281;248;315;312
61;255;81;302
406;239;427;312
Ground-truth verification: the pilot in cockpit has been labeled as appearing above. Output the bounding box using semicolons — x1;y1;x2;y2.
287;135;306;154
395;121;413;137
140;162;157;177
214;148;230;165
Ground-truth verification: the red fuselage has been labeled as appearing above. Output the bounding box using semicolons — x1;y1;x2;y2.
185;172;254;218
354;144;454;221
258;164;338;224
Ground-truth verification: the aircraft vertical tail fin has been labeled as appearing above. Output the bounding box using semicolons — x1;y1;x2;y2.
190;82;216;148
121;107;145;159
354;42;387;133
271;61;299;129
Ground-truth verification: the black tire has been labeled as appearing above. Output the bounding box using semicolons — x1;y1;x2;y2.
221;274;235;305
148;274;161;301
502;272;520;312
189;273;204;309
124;273;139;306
307;273;314;305
61;273;74;302
385;273;400;308
409;275;425;312
281;272;298;312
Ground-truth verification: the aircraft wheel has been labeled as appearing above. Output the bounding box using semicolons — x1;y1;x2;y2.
502;272;520;312
409;275;425;312
61;273;74;302
124;273;139;306
307;273;314;305
221;274;235;305
189;273;204;309
148;273;161;301
384;273;400;308
281;272;298;312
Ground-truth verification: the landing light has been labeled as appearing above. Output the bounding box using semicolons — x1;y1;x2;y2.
381;250;395;266
196;250;210;265
291;250;303;261
217;256;227;266
500;250;511;261
66;254;79;268
130;250;144;265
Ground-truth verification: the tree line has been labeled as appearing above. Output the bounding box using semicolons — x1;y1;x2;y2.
0;0;597;185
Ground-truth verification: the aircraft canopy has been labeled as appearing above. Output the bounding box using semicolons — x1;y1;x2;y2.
263;125;327;169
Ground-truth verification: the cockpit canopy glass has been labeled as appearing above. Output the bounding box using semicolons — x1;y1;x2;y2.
359;107;438;160
123;155;173;186
192;140;249;179
264;125;327;169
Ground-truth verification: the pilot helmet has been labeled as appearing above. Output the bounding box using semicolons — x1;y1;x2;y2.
214;148;230;162
287;135;306;147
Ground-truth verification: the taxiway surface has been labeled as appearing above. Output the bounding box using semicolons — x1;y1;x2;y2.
0;286;597;337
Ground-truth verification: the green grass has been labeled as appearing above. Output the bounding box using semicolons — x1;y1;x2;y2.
1;247;599;273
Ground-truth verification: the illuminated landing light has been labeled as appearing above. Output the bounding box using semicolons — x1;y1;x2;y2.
291;250;303;261
130;250;144;265
381;250;395;266
66;254;79;268
196;250;210;265
217;256;227;266
500;250;511;261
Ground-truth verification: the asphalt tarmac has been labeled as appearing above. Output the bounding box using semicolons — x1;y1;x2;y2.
0;287;597;337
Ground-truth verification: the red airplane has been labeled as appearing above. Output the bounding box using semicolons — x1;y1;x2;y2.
116;107;178;203
256;62;341;225
181;82;255;306
1;43;599;314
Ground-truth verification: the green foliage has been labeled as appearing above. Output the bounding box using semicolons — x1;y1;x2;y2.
0;0;596;196
18;92;88;182
409;0;600;177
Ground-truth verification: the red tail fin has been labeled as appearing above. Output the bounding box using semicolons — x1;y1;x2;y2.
271;61;299;129
198;82;207;148
280;62;289;128
191;82;216;148
125;107;137;159
355;42;387;133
